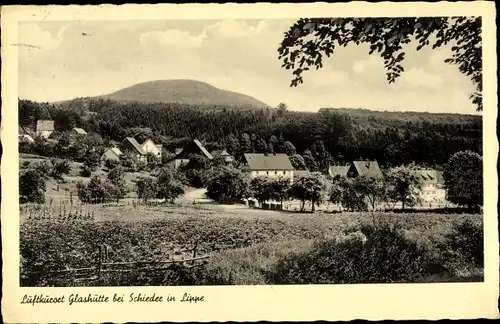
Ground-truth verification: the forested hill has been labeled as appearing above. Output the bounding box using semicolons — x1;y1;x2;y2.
19;98;482;169
55;80;270;109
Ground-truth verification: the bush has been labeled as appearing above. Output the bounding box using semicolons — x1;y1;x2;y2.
51;159;71;179
104;159;120;169
206;166;250;204
19;170;46;204
21;160;31;168
267;221;446;284
79;166;92;177
442;218;483;269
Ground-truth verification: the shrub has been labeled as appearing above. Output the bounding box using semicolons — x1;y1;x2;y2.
79;166;92;177
267;221;446;284
19;170;46;204
206;166;250;204
21;160;31;168
442;218;483;269
104;159;120;169
32;160;52;179
51;159;71;179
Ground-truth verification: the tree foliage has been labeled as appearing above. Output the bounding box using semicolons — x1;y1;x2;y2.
385;166;423;210
278;17;482;110
443;150;483;208
289;172;326;212
206;166;250;204
19;170;46;204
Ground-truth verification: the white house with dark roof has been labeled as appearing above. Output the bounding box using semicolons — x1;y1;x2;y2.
141;139;163;160
240;153;295;182
36;120;54;139
412;169;446;203
121;137;147;162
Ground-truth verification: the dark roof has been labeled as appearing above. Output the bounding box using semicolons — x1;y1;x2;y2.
329;165;350;178
243;153;295;171
412;170;444;184
175;139;213;160
122;137;146;155
351;160;383;178
36;120;54;132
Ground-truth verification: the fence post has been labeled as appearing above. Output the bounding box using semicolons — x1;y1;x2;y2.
191;242;198;265
97;245;103;279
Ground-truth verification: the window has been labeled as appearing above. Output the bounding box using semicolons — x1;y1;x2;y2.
275;171;278;175
266;171;269;175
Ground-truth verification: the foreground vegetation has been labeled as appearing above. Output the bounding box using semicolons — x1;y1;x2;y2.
20;206;483;286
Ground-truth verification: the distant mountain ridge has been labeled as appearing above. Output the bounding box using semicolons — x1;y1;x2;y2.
82;79;270;109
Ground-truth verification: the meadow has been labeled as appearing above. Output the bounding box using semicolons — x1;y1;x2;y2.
20;202;483;286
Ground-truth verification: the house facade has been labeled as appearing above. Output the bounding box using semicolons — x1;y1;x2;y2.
101;147;123;162
36;120;54;139
120;137;147;162
413;169;446;203
174;139;213;169
241;153;295;183
141;139;162;160
346;160;384;178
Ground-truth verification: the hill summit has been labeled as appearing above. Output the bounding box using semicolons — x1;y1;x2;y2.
98;79;270;108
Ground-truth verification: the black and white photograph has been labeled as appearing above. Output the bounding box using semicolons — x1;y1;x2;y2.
1;2;498;322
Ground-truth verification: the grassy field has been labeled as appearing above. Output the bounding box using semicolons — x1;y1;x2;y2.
20;202;483;286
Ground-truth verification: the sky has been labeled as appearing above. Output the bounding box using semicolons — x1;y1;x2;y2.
18;19;479;114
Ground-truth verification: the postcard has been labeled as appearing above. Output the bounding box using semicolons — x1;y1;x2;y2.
1;2;499;322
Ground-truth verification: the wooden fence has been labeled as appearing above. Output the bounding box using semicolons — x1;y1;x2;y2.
32;243;209;283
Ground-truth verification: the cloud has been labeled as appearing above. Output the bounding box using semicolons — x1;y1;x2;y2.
18;23;63;51
139;29;203;48
17;19;478;114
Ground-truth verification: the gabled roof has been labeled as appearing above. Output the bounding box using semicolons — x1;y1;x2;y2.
329;165;350;178
412;169;444;185
110;147;123;156
72;127;87;135
175;139;213;160
193;139;213;159
122;137;146;155
36;120;54;132
243;153;295;171
351;160;383;178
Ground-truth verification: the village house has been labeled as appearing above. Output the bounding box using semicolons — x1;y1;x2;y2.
141;138;163;160
174;139;213;169
346;160;384;178
36;120;54;139
18;126;35;143
211;149;234;164
70;127;87;136
120;137;147;163
240;153;295;182
101;147;123;163
328;160;383;179
413;169;446;203
328;165;350;179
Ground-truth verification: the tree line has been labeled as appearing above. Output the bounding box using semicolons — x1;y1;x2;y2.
19;98;481;169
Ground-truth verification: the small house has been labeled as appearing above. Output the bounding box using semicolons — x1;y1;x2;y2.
174;139;213;169
346;160;383;179
101;147;123;162
328;165;350;179
120;137;147;163
413;169;446;203
70;127;87;136
18;126;34;143
240;153;295;182
36;120;54;139
211;149;234;164
141;139;163;160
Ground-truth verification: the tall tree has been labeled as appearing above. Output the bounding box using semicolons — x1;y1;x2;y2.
385;166;423;210
278;17;482;111
443;150;483;209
